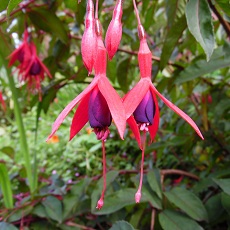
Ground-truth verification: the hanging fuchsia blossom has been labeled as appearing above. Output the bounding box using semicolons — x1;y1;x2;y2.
47;22;126;209
81;0;97;74
8;29;52;98
124;3;204;203
105;0;123;60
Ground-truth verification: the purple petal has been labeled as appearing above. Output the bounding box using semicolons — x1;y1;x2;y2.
88;87;112;128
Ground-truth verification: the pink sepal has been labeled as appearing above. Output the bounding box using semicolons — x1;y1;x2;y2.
69;93;91;141
98;76;126;139
151;84;204;140
47;78;99;141
123;78;150;119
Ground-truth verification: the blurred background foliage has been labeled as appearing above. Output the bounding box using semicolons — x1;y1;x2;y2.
0;0;230;229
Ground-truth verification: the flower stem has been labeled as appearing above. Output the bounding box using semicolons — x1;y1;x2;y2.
5;68;35;195
135;131;146;203
96;140;107;209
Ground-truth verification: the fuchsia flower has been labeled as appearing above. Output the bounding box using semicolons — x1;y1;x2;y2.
0;92;6;112
105;0;123;60
8;29;52;98
123;24;204;203
81;0;97;74
47;22;126;209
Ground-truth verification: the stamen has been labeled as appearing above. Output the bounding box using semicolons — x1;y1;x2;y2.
94;127;110;141
96;140;107;209
135;131;146;203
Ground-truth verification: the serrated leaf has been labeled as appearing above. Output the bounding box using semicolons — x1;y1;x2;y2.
42;196;63;223
159;210;204;230
109;220;135;230
7;0;21;15
213;178;230;195
28;9;68;44
175;46;230;83
185;0;215;61
164;187;208;221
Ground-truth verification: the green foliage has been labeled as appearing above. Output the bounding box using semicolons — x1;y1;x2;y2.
0;0;230;229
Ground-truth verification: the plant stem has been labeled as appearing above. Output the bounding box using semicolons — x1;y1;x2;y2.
6;69;35;194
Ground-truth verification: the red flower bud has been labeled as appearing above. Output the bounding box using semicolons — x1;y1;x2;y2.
81;0;97;74
105;0;123;60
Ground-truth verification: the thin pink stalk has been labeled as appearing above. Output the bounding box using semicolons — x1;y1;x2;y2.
95;0;99;19
132;0;141;26
96;140;107;209
135;131;146;203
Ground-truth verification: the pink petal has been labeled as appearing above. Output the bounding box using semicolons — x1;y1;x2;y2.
148;88;160;142
47;78;99;141
151;85;204;140
123;78;150;119
69;93;90;141
98;76;126;139
127;116;142;149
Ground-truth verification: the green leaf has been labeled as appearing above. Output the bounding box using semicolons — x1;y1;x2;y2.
28;9;68;44
91;170;119;212
159;210;204;230
164;187;208;221
185;0;215;61
0;146;15;159
165;0;186;28
116;56;130;92
7;0;21;15
221;192;230;216
0;222;18;230
175;47;230;83
0;0;9;12
93;188;138;215
160;15;187;69
205;193;225;223
213;178;230;195
216;0;230;17
109;220;135;230
147;170;162;199
0;162;13;209
32;204;47;218
42;196;63;223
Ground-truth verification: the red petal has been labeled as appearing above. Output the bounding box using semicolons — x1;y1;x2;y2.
123;78;150;119
151;85;204;140
127;116;142;149
38;58;52;79
98;76;126;139
148;88;160;142
69;93;90;141
47;78;99;141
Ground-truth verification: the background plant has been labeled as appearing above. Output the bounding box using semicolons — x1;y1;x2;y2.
0;0;230;229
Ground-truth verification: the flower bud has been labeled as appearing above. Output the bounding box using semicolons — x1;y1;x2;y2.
81;0;97;74
88;86;112;129
105;0;123;60
133;90;155;124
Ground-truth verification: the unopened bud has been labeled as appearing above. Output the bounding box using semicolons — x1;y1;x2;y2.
105;0;123;60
